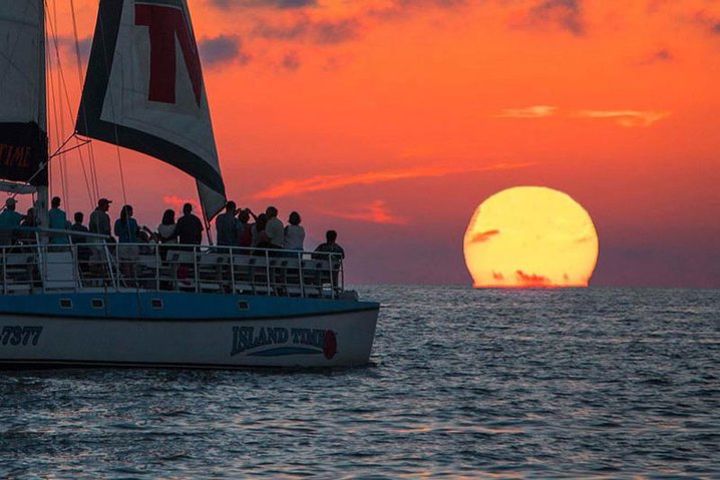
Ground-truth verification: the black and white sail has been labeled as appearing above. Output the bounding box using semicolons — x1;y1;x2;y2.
0;1;47;187
77;0;227;219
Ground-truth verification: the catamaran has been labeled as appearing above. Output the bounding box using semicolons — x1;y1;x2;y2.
0;0;379;368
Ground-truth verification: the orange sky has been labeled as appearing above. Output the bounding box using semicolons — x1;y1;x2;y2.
42;0;720;287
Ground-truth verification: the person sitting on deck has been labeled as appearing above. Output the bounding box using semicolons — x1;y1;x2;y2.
89;198;113;240
313;230;345;261
265;206;284;251
216;201;238;247
48;196;70;244
175;203;203;246
18;207;35;244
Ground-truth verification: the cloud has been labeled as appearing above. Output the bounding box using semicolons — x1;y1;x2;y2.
252;16;362;45
523;0;585;36
281;51;301;71
251;162;535;199
639;48;673;65
208;0;316;9
470;229;501;243
163;195;201;213
576;110;670;127
497;105;557;118
199;35;251;67
369;0;468;19
322;200;408;225
516;270;552;286
50;35;92;64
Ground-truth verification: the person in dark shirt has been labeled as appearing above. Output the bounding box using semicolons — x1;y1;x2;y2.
175;203;203;245
313;230;345;261
70;212;89;243
215;201;238;247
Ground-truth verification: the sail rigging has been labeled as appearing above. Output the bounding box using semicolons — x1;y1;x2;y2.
76;0;227;220
0;1;48;187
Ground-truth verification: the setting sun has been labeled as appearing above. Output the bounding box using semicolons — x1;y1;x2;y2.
464;186;599;288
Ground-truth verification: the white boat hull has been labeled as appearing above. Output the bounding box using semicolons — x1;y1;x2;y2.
0;309;378;369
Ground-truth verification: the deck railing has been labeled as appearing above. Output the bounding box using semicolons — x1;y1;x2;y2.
0;232;344;298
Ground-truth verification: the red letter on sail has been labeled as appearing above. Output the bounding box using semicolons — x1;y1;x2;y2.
135;4;203;106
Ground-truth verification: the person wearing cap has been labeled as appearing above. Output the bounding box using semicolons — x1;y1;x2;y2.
89;198;113;239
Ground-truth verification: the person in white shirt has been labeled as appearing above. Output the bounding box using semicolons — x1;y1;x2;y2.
264;206;284;251
283;211;305;251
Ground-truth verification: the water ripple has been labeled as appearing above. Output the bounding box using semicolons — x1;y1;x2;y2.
0;287;718;478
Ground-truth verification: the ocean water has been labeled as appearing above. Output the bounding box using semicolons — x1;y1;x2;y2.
0;286;718;479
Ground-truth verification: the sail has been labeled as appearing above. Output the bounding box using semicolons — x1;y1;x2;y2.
0;1;48;186
76;0;226;219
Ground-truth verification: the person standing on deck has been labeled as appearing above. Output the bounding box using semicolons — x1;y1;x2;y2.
216;201;238;247
89;198;113;240
175;203;203;245
284;211;305;252
265;206;284;251
48;197;70;244
70;212;89;242
0;198;24;229
237;209;254;249
313;230;345;261
0;198;24;245
114;205;140;244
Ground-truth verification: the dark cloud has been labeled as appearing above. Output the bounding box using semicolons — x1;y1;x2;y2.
369;0;468;20
199;35;251;67
528;0;585;36
713;23;720;34
470;229;500;243
208;0;316;9
253;16;361;45
640;48;673;65
312;19;361;44
515;270;552;286
281;51;301;71
51;35;92;63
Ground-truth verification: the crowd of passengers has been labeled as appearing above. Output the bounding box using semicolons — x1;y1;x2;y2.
0;196;345;260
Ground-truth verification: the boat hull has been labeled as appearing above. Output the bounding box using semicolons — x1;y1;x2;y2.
0;295;379;369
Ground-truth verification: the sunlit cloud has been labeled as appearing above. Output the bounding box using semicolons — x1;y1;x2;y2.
497;105;557;118
576;110;670;127
252;162;535;199
163;195;201;213
322;200;408;225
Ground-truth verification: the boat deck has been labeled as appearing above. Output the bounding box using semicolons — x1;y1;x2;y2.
0;239;345;300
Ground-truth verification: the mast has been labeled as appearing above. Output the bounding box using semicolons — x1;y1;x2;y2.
37;2;48;228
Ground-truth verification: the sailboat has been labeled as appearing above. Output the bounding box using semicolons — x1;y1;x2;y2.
0;1;379;368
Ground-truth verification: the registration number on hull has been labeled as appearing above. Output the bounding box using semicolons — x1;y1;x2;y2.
1;326;43;346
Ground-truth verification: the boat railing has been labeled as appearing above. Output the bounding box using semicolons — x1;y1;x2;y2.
0;229;344;299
